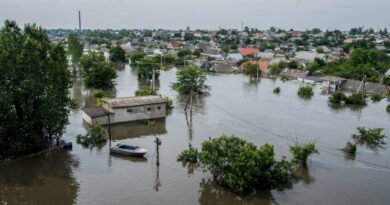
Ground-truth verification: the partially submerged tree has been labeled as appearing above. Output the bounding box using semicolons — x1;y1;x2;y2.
76;124;107;147
137;57;161;80
297;85;314;98
109;46;126;63
243;63;260;77
135;87;157;96
172;65;209;111
129;51;145;66
67;33;83;72
80;51;117;88
342;141;357;155
289;142;319;164
0;20;72;159
273;87;281;94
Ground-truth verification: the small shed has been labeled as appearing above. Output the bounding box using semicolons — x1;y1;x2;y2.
82;96;167;125
280;68;310;80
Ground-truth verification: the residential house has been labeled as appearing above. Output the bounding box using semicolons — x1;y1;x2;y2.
167;41;180;49
239;48;259;58
280;68;310;80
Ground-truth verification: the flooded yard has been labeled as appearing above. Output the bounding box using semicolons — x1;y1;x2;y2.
1;66;389;205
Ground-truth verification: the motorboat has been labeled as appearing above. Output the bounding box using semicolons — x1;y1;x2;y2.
110;144;147;157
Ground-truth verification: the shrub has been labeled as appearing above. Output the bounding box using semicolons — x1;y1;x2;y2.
344;93;367;105
370;93;383;102
198;135;293;194
93;89;105;98
329;91;346;103
142;119;156;127
387;104;390;112
343;142;357;155
163;96;174;109
273;87;281;94
352;127;387;146
177;144;198;163
289;143;319;164
243;63;260;77
76;124;107;147
135;87;157;96
297;85;314;97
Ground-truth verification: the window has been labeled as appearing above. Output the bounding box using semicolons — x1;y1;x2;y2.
157;106;161;110
127;109;132;113
147;107;151;111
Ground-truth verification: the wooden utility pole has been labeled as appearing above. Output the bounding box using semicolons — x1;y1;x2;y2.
155;137;161;166
106;112;112;147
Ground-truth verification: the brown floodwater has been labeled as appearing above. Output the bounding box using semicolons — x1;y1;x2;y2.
1;66;390;205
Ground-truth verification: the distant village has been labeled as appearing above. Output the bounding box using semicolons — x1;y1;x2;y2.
48;27;390;94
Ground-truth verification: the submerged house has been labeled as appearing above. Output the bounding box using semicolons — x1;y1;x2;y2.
82;96;167;125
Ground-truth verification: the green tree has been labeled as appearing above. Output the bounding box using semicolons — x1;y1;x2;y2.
0;20;72;159
177;49;192;58
289;143;318;164
172;65;209;95
129;52;145;66
243;63;260;77
109;46;126;63
80;52;117;88
67;33;83;69
137;57;161;80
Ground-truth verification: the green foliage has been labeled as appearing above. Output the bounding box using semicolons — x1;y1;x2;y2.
93;89;105;98
243;63;260;77
177;144;199;163
137;57;160;80
344;93;367;105
269;61;287;75
80;52;117;88
273;87;281;94
0;20;72;159
129;52;145;66
197;135;293;194
193;49;201;57
236;59;249;67
76;124;107;147
370;93;383;102
352;127;387;146
297;85;314;98
109;46;126;63
172;65;210;95
134;87;157;96
329;91;346;103
67;33;83;67
288;60;299;69
163;96;174;109
343;142;357;155
387;104;390;112
289;143;319;164
177;49;192;58
328;92;367;105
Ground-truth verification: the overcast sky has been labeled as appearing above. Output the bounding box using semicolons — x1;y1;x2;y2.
1;0;389;30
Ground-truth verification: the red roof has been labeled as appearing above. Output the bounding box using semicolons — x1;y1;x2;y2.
169;41;179;48
239;48;259;56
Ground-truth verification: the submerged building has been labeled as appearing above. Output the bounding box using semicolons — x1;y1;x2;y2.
82;96;167;125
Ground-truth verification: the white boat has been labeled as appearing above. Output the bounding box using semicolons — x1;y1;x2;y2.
110;144;147;157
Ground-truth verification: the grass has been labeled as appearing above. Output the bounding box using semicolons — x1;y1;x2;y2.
370;93;383;102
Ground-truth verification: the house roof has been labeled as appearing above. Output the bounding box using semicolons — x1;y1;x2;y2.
103;96;166;108
239;48;259;56
82;106;109;118
169;41;179;48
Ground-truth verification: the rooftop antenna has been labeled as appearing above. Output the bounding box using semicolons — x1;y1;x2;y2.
78;10;81;30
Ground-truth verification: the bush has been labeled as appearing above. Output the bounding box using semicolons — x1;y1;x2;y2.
352;127;387;146
273;87;281;94
198;135;293;194
142;119;156;127
329;91;346;103
289;143;319;164
370;93;383;102
344;93;367;105
297;85;314;97
243;64;260;77
343;142;357;155
387;104;390;112
93;89;105;98
177;144;198;163
163;96;174;109
76;124;107;147
135;87;157;96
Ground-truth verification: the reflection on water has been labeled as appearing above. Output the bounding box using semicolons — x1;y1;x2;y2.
0;151;79;205
198;179;276;205
108;119;167;140
293;164;315;185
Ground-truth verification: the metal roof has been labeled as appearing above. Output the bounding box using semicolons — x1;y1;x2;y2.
103;96;165;108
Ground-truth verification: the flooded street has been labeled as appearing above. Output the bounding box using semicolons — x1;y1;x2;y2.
1;66;389;205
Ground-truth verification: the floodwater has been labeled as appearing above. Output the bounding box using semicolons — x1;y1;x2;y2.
1;66;390;205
